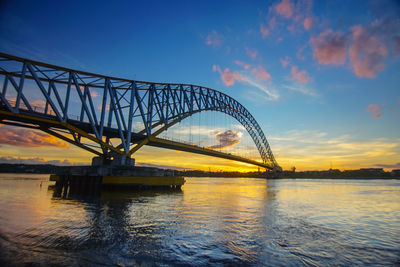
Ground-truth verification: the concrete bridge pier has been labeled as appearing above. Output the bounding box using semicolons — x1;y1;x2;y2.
91;155;135;167
53;174;103;197
50;158;185;197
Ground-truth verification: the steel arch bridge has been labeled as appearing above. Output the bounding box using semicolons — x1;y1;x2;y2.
0;53;281;171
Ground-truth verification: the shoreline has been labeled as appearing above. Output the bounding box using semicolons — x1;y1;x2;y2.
0;163;398;180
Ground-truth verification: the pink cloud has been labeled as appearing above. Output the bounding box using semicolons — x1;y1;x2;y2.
270;0;314;35
349;25;388;78
286;24;296;34
212;64;246;86
389;108;398;118
213;65;279;101
310;29;348;65
205;30;224;47
251;65;271;81
303;17;313;30
212;64;220;72
234;60;251;70
0;125;69;147
291;66;309;83
226;46;231;55
221;69;236;86
394;35;400;56
233;72;247;82
245;47;258;60
296;45;306;61
366;104;382;119
280;56;290;68
260;24;270;39
275;0;294;19
269;17;277;30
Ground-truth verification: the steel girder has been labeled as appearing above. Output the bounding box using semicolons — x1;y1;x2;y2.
0;53;281;171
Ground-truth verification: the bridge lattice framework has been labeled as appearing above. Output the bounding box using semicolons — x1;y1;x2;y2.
0;53;280;171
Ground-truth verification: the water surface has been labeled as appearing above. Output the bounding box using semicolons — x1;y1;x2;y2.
0;174;399;266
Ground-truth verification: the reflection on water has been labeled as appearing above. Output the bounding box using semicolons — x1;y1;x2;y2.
0;174;399;266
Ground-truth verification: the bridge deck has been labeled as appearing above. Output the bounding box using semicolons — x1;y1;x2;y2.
0;108;272;170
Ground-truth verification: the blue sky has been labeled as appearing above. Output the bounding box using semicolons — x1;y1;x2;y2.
0;0;399;170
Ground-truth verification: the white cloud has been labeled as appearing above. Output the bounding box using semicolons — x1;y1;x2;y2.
244;76;280;101
233;124;246;131
284;83;318;97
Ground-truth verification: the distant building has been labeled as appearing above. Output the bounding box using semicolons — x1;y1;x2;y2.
360;168;384;173
391;169;400;177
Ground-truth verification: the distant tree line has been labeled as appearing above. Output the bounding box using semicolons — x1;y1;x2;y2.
0;163;398;179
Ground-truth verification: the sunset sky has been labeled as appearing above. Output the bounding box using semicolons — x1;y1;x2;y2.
0;0;399;171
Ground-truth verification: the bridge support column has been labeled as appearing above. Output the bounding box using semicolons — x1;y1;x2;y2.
91;155;135;167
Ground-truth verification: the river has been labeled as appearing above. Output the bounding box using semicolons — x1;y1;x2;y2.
0;174;399;266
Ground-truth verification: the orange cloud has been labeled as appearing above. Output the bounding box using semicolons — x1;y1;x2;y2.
206;130;243;150
251;65;271;81
97;103;110;111
31;99;46;108
5;98;47;111
245;47;258;60
274;0;294;19
260;24;269;39
291;66;309;83
205;30;224;48
310;29;348;65
366;104;382;119
0;125;69;148
90;90;99;98
234;60;251;70
349;25;388;78
303;17;313;30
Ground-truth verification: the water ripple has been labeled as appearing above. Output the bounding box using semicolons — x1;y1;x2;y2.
0;176;399;265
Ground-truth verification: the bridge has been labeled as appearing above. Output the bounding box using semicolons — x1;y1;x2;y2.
0;53;281;171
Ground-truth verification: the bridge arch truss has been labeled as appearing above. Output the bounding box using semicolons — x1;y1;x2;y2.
0;53;280;171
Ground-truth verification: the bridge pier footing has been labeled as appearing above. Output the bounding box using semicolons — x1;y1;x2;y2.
91;155;135;167
50;165;185;197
